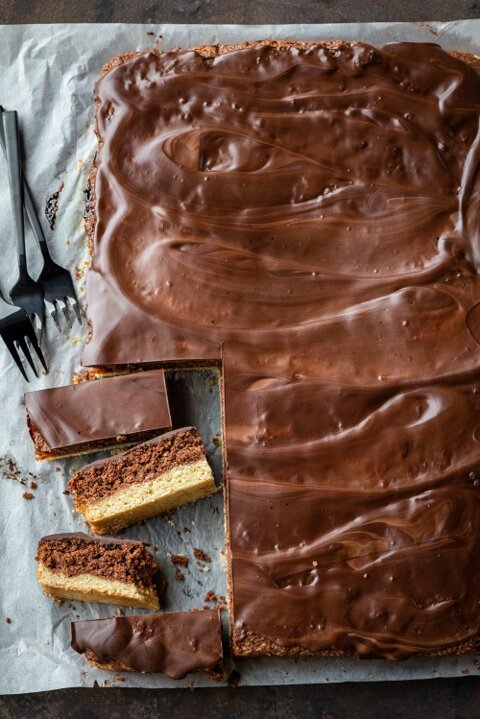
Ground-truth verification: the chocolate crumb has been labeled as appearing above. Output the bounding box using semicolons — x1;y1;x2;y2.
183;527;190;534
204;591;217;603
5;617;11;624
175;568;185;582
212;436;220;447
45;182;64;231
93;680;100;688
62;490;70;495
22;492;34;500
193;548;211;562
170;554;189;568
227;669;241;687
29;481;37;489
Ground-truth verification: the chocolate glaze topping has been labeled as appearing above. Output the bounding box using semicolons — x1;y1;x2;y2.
71;610;223;679
25;370;171;450
85;41;480;658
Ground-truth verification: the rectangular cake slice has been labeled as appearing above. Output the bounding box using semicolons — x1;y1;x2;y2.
36;533;161;609
25;369;172;461
67;426;216;534
71;610;223;680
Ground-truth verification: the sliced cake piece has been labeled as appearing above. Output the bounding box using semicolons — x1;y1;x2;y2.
36;533;161;609
71;610;223;680
68;427;216;534
25;369;172;461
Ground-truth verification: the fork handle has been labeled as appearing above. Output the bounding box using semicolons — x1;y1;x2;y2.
0;108;54;268
3;111;27;271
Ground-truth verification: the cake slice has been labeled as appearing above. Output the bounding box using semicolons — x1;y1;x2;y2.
71;610;223;680
68;426;216;534
25;369;172;461
36;533;161;609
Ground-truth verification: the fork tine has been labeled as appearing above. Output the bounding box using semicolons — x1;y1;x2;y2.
16;336;38;378
4;337;29;381
45;298;61;331
61;298;72;329
24;321;48;373
69;297;82;325
31;312;43;340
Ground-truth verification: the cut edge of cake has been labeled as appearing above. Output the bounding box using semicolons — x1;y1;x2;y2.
68;427;217;535
36;533;161;610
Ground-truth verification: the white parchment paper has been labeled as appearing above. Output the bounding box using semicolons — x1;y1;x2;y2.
1;21;480;694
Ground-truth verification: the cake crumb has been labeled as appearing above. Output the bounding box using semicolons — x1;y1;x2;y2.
204;591;217;603
22;492;34;500
183;527;190;534
29;481;37;489
193;548;211;562
171;554;189;568
116;608;125;616
175;568;185;582
93;680;100;688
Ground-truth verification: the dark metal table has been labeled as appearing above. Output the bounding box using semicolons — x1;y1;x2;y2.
2;1;480;716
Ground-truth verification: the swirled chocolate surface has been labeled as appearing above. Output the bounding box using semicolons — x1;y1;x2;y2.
85;41;480;658
71;611;223;678
25;370;171;449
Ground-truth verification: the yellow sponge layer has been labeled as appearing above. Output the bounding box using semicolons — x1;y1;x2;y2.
37;563;160;609
75;458;216;534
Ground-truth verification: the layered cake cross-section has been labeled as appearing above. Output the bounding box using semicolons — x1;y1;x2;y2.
25;369;172;461
36;533;161;609
71;610;223;680
68;427;216;534
83;40;480;659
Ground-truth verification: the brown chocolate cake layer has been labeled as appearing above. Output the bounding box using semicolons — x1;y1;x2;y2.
71;610;223;679
36;533;158;589
68;427;205;505
84;41;480;659
25;370;172;460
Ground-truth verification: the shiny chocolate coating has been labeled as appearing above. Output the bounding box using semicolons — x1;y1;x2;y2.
25;370;171;449
84;41;480;658
71;611;222;678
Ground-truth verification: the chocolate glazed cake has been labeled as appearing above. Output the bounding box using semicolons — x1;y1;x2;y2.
36;533;161;609
25;370;171;460
71;610;223;680
83;40;480;659
68;427;216;534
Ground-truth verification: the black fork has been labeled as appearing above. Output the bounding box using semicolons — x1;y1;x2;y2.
0;291;47;381
0;107;81;333
2;110;45;339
